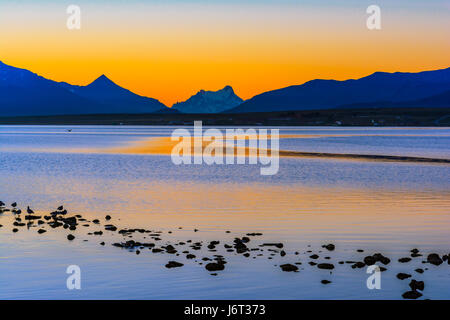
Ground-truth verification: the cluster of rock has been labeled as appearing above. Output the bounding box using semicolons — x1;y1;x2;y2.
1;201;449;299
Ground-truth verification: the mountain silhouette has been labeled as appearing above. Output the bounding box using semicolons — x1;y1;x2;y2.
172;86;243;113
228;68;450;113
59;75;166;113
0;61;166;116
1;60;449;116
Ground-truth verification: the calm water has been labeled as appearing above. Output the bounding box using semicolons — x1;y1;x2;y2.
0;126;449;299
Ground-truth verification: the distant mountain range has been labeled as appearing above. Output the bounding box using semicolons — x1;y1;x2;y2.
336;89;450;110
228;67;450;113
172;86;243;113
1;60;449;116
0;61;166;116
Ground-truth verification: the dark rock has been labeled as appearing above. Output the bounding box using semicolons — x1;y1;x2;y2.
409;280;425;291
67;234;75;241
234;242;248;254
321;280;331;284
364;256;377;266
61;217;77;225
165;261;184;268
322;244;335;251
372;253;390;265
309;254;319;259
37;229;46;234
317;263;334;270
105;215;111;220
25;215;42;220
427;253;443;266
415;268;424;274
397;273;411;280
398;257;412;263
105;225;117;231
49;221;63;228
351;262;365;269
206;263;225;272
280;264;298;272
402;290;422;299
261;243;283;249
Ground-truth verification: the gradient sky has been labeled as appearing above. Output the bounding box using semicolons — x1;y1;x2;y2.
0;0;449;106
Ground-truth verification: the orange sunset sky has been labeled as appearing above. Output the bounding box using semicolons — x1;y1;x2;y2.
0;0;449;106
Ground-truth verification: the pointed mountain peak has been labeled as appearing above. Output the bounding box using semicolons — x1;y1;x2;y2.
88;74;117;87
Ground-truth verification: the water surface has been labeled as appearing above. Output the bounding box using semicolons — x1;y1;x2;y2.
0;126;449;299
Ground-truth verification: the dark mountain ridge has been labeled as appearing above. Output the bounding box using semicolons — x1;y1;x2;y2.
228;68;450;113
0;61;166;116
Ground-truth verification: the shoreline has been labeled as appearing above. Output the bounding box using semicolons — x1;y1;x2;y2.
0;107;449;126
